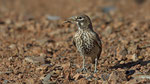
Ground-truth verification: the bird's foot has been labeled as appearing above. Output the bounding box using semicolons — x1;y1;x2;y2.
76;68;88;73
81;67;88;72
94;69;98;73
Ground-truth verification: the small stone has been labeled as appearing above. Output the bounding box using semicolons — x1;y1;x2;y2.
18;74;23;78
50;70;59;78
120;61;125;64
3;80;9;84
63;80;70;84
102;81;109;84
114;22;123;28
40;53;47;57
76;78;88;84
61;62;70;69
101;73;110;81
73;73;83;80
42;73;57;84
126;54;132;60
8;57;13;61
36;64;49;71
116;47;128;60
131;71;150;80
5;19;12;24
132;54;138;61
25;56;45;65
53;70;61;77
102;6;116;13
102;26;112;36
108;71;127;83
119;47;128;57
138;56;143;60
26;78;34;84
43;73;51;82
31;47;41;54
0;71;12;75
42;73;58;84
40;74;46;80
46;15;61;21
36;37;49;45
8;44;16;49
125;79;137;84
147;63;150;67
15;22;24;28
108;72;117;84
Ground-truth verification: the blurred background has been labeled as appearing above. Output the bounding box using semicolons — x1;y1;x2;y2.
0;0;150;18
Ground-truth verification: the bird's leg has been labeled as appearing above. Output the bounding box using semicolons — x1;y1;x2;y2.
76;55;88;73
81;55;88;72
82;55;86;69
94;58;98;73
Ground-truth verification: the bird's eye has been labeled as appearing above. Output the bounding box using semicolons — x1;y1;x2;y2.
78;17;82;19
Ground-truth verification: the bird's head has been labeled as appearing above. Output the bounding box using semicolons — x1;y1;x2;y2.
65;14;93;30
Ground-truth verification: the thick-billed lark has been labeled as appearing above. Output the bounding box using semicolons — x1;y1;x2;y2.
65;14;102;73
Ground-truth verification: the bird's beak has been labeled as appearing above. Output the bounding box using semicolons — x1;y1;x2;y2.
64;16;77;24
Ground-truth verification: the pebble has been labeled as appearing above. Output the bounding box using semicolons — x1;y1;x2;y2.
132;53;138;61
117;47;128;60
42;73;57;84
102;6;116;13
26;78;34;84
8;44;16;49
120;61;125;64
43;73;51;82
76;78;88;84
108;71;127;83
36;64;49;71
36;37;49;45
101;73;110;81
25;56;45;65
119;47;128;57
0;71;12;75
3;80;9;84
138;56;143;60
46;15;61;21
102;26;112;36
147;63;150;67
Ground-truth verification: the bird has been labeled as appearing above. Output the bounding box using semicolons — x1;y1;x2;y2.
65;14;102;73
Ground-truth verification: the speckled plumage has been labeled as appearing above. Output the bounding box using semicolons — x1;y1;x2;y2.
67;14;102;72
73;29;102;63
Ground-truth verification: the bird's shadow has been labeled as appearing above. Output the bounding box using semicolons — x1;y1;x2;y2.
110;59;150;69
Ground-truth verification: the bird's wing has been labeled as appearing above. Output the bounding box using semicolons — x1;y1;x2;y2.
94;33;102;59
95;33;102;48
72;37;76;47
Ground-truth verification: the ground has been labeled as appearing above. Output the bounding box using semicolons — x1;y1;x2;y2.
0;0;150;84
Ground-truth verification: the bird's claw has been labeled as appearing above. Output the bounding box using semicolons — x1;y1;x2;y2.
81;68;88;72
94;69;98;73
76;68;88;73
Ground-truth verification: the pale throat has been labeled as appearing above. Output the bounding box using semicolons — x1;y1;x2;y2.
76;22;85;30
